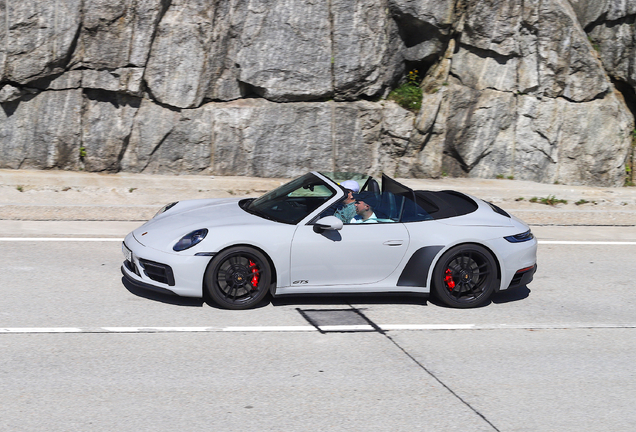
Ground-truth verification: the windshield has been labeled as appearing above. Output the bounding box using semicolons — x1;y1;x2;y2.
245;173;336;224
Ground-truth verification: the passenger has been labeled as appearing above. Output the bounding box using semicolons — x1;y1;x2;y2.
334;180;359;223
340;179;360;194
351;192;379;224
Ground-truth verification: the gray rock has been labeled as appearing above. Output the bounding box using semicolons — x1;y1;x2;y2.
81;68;144;95
81;90;141;172
0;0;634;187
585;5;636;89
568;0;636;27
121;99;211;174
120;100;180;173
143;0;247;108
455;0;610;102
0;90;82;169
331;0;403;100
213;100;334;176
406;80;632;186
332;102;383;174
236;0;405;102
144;0;218;108
389;0;454;30
544;91;633;186
1;0;82;83
236;0;333;102
29;71;83;91
438;83;518;179
377;101;416;175
389;0;453;65
71;0;168;70
119;99;416;178
460;0;524;57
0;84;23;103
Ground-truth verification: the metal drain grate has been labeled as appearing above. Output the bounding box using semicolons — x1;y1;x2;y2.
297;308;381;333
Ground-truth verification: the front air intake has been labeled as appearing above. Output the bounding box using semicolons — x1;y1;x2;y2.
138;259;176;286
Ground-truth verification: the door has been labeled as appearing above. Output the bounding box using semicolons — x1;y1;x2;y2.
289;223;410;286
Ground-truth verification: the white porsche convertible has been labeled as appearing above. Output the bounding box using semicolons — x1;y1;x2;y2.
122;172;537;309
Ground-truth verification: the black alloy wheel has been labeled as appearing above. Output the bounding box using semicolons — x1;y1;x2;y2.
204;246;272;310
432;244;497;308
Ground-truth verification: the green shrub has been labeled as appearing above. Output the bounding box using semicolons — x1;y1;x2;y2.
388;70;422;112
530;195;567;206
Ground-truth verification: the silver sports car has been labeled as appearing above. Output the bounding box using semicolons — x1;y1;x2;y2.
122;172;537;309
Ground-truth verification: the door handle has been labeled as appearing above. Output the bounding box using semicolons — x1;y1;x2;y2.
383;240;404;246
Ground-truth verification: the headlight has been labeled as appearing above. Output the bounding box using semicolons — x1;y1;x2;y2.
154;201;179;218
504;230;534;243
173;229;208;251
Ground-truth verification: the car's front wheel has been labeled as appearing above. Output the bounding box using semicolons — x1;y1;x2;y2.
432;244;497;308
204;246;272;310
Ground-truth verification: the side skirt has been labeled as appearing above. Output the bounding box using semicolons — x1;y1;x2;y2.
273;285;429;296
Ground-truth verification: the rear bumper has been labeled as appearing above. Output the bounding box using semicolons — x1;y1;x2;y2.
507;264;537;290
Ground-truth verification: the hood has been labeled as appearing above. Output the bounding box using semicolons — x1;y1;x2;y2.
133;198;272;251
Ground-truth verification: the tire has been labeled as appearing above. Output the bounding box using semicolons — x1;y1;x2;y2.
204;246;272;310
432;244;497;308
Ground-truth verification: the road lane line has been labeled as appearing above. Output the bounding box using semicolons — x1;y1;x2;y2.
0;327;84;333
538;240;636;245
2;323;635;334
222;326;317;332
0;237;123;241
101;327;219;332
382;324;477;330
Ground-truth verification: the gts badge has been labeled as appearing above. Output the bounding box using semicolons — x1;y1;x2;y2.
293;280;309;285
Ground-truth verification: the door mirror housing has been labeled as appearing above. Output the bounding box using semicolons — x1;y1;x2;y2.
313;216;343;233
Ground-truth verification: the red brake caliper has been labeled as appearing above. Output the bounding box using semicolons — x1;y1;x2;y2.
444;269;455;291
249;260;259;288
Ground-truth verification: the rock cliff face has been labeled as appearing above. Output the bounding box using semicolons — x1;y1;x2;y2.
1;0;634;186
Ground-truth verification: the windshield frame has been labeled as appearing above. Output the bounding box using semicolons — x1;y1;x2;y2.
244;173;339;225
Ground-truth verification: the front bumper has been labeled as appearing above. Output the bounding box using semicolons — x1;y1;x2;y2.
121;264;178;296
121;233;212;298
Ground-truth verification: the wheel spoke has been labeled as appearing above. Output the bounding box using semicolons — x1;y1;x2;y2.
214;254;262;301
449;253;487;299
434;246;497;307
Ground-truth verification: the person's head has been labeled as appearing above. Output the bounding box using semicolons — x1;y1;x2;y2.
340;180;359;204
353;193;378;219
341;180;360;194
343;188;355;204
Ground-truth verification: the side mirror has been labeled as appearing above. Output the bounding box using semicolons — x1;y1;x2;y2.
313;216;344;233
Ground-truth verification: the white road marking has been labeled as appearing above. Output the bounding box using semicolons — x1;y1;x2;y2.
538;240;636;245
222;326;316;332
1;323;635;334
0;237;123;242
0;327;84;333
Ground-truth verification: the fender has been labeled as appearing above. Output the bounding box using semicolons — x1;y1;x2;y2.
397;246;444;287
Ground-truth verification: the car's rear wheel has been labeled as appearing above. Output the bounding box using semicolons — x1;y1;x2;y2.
432;244;497;308
204;246;271;310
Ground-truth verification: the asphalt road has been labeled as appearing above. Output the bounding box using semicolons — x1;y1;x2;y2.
1;225;635;432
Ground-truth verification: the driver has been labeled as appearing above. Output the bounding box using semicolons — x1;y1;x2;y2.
334;180;360;223
351;192;379;223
